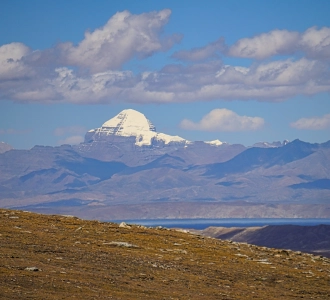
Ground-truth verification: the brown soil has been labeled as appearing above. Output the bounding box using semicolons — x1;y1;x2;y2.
0;209;329;299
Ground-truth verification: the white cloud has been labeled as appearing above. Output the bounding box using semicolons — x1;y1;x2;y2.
228;30;300;59
0;43;33;80
1;56;329;104
138;58;329;102
290;114;330;130
180;109;265;132
228;26;330;60
171;38;226;61
57;135;84;145
0;42;30;61
0;9;180;81
300;26;330;60
248;58;327;86
58;9;181;73
0;16;329;105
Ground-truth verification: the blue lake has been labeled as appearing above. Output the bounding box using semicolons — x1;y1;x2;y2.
109;218;330;230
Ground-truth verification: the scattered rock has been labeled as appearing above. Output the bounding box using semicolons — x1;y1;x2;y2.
25;267;41;272
119;222;131;229
105;241;138;248
1;209;330;300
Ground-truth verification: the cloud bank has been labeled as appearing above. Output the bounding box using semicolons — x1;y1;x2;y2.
0;9;329;105
228;30;300;59
228;27;330;60
180;109;265;132
290;114;330;130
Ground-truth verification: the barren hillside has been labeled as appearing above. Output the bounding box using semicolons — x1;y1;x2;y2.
0;209;329;299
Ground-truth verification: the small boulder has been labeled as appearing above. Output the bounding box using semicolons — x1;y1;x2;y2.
119;222;131;229
25;267;41;272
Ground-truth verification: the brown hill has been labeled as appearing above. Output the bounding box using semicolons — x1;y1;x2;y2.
193;224;330;258
1;209;330;299
190;225;330;258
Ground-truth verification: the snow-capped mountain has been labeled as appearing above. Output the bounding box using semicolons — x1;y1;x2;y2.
77;109;231;165
0;142;13;154
251;140;289;148
85;109;189;146
204;139;224;146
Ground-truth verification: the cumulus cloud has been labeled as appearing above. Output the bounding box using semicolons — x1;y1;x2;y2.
0;16;329;105
1;55;329;104
57;135;84;145
300;26;330;60
0;43;33;80
228;27;330;60
58;9;181;73
138;58;329;102
172;38;226;61
1;10;180;77
180;109;265;132
228;30;300;59
290;114;330;130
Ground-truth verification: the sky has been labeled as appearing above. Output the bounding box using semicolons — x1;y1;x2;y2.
0;0;330;149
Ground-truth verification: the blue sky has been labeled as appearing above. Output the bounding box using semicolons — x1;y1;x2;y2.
1;0;329;149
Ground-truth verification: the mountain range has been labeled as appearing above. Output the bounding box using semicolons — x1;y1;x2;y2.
0;109;329;220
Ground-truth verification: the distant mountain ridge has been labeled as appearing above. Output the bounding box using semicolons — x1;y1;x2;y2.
203;139;320;178
251;140;289;148
0;142;12;154
0;109;329;220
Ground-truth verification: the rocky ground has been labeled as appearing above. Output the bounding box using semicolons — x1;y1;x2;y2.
1;209;330;299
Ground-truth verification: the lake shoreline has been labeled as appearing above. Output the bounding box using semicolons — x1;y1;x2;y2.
109;218;330;230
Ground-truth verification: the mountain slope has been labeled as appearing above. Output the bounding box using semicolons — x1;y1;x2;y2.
0;141;12;154
0;145;127;197
203;139;321;178
196;224;330;257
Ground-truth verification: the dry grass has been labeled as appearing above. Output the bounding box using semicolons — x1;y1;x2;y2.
0;209;329;299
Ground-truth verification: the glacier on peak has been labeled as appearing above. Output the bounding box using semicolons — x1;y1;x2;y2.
0;141;13;154
251;140;290;148
86;109;188;146
204;139;224;146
